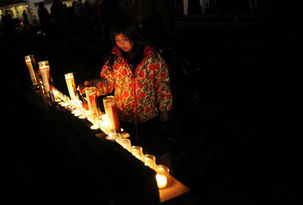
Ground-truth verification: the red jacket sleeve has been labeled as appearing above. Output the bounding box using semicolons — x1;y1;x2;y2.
154;53;173;112
87;64;115;96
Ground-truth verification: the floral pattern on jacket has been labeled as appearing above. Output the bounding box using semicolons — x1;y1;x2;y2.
88;46;173;123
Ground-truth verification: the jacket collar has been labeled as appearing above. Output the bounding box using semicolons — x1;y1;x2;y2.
112;45;153;61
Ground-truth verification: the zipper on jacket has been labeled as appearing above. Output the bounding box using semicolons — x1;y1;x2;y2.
120;56;138;124
133;76;138;124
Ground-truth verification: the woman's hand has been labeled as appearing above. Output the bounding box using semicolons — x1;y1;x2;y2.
77;81;91;95
160;110;169;123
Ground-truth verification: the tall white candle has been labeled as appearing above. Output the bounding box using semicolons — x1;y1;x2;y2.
38;61;51;94
103;96;120;132
64;73;78;100
85;87;99;130
24;55;38;86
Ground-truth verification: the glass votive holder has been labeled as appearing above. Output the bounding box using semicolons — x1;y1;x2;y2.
59;95;70;108
106;131;117;140
99;113;111;134
114;133;122;144
120;138;131;151
72;109;81;116
131;146;143;160
24;55;38;86
90;115;100;130
121;132;130;139
74;100;86;119
51;87;60;102
156;165;170;189
85;87;98;116
103;95;120;131
64;72;78;100
143;154;156;170
38;60;51;95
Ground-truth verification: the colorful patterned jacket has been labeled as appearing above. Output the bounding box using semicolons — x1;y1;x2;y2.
87;45;173;123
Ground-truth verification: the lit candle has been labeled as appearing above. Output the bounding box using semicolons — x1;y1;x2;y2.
24;55;38;86
59;95;70;108
131;146;143;160
38;61;51;95
120;138;131;151
64;73;78;100
90;119;99;130
85;87;99;130
72;109;82;117
85;87;98;115
99;113;110;134
156;174;168;189
114;133;122;144
51;87;60;102
143;154;156;170
121;132;130;139
103;96;120;132
156;165;170;189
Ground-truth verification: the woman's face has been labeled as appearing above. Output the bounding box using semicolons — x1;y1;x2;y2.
115;33;134;53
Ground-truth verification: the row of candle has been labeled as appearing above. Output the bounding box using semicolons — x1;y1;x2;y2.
55;89;171;189
24;55;117;134
25;55;170;189
25;55;51;95
109;133;170;189
55;85;170;189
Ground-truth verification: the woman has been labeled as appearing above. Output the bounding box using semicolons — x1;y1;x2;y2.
79;25;173;165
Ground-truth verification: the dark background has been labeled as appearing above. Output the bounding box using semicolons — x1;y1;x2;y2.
1;0;303;204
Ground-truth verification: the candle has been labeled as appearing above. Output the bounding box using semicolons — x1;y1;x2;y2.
156;165;170;189
131;146;143;160
51;87;60;102
85;87;99;130
85;87;98;115
64;73;78;100
143;154;156;170
103;96;120;132
156;174;168;189
38;61;51;95
121;132;130;139
24;55;38;86
114;133;122;144
99;113;110;134
120;138;131;151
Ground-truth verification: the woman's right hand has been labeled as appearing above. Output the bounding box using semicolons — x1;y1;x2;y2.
78;81;91;95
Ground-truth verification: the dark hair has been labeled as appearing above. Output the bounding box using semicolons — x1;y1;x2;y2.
107;24;147;70
110;24;146;44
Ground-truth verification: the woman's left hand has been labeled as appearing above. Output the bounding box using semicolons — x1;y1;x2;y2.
160;110;169;122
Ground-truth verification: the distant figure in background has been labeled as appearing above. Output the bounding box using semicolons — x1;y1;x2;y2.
183;0;189;15
200;0;206;13
73;0;91;39
22;10;29;27
38;2;51;33
2;10;15;33
204;0;210;8
100;0;173;47
145;0;174;46
51;0;65;29
74;0;84;19
217;0;237;21
248;0;257;15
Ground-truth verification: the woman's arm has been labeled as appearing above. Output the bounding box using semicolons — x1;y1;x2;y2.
154;53;173;116
81;64;115;96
